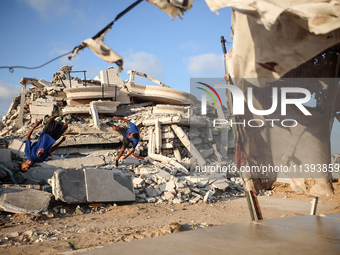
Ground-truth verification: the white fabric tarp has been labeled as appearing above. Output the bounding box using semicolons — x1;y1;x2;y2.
204;0;340;86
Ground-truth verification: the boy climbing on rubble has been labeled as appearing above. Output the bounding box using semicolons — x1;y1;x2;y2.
106;116;143;167
21;116;68;172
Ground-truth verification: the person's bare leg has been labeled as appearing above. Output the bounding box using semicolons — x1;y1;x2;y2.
116;146;126;167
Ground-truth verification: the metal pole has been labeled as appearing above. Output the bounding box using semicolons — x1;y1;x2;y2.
310;196;319;215
84;71;87;87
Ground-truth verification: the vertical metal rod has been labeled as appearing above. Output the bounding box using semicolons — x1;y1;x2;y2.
84;71;87;87
310;196;319;215
69;72;72;88
245;191;263;221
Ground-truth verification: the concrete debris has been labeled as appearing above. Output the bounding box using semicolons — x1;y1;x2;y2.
49;168;135;203
0;65;245;211
8;139;26;158
130;163;244;204
0;185;52;215
0;149;11;162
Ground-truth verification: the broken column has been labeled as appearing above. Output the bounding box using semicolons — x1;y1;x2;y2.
171;124;206;166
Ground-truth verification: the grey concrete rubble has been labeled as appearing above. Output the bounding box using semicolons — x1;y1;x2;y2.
48;168;135;203
0;64;250;214
0;185;51;215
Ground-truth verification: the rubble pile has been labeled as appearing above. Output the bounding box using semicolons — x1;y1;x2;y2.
0;65;241;215
131;166;243;204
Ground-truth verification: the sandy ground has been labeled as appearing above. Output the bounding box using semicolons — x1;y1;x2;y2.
0;181;339;255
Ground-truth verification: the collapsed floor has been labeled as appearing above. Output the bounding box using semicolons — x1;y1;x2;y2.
0;65;242;216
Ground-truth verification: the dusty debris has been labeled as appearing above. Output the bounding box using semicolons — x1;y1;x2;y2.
0;65;243;215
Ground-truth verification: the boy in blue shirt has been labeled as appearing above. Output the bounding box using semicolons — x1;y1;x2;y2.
106;116;143;166
21;116;68;172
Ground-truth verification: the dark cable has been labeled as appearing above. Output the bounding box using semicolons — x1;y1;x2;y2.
0;0;144;73
0;50;73;73
92;0;143;40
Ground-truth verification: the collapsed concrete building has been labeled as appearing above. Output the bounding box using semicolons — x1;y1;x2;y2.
0;65;242;215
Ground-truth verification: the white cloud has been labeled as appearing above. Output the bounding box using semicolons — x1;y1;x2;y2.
23;0;71;18
186;53;224;76
179;41;201;51
124;51;164;78
0;81;21;119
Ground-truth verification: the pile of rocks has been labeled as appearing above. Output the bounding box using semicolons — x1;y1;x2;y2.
132;167;243;204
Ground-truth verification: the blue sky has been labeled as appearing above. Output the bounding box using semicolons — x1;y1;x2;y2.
0;0;231;117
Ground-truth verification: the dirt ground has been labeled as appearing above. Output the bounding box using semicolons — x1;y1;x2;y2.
0;181;339;255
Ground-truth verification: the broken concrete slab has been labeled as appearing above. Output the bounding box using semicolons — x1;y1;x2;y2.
200;148;214;159
123;157;140;165
211;179;229;191
152;104;188;115
65;124;114;134
84;169;135;202
64;86;121;100
148;153;188;174
145;187;161;197
41;156;106;169
8;139;26;158
0;149;11;162
49;168;135;203
133;177;145;188
62;100;120;115
155;170;171;181
143;116;206;127
101;68;131;104
0;186;52;215
49;169;87;203
60;135;121;147
126;77;197;105
21;166;59;183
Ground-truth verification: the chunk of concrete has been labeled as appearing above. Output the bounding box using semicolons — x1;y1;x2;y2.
21;166;59;183
162;191;175;201
211;179;229;191
8;139;26;158
49;169;87;203
139;167;158;175
145;188;161;197
0;186;52;215
155;170;171;181
41;156;106;169
203;190;214;203
165;180;176;193
0;149;11;162
49;168;135;203
133;177;145;188
123;157;140;165
61;135;121;147
84;169;135;202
